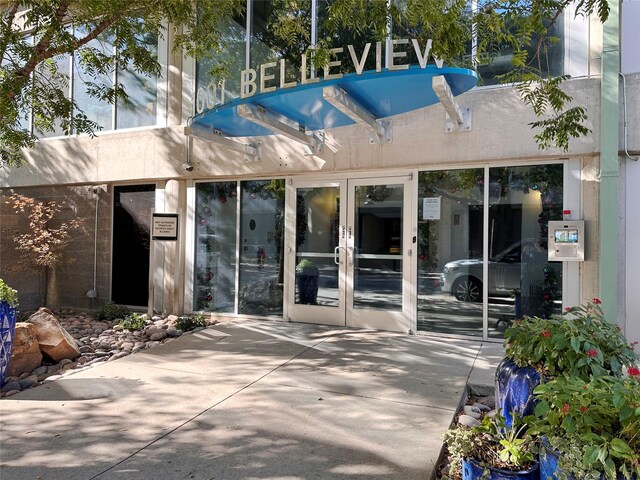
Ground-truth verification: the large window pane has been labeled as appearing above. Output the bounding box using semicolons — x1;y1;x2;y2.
418;169;484;336
295;186;340;306
353;184;404;311
196;15;246;110
73;30;114;131
251;1;311;83
487;165;563;338
35;53;70;138
239;180;285;316
116;32;158;129
194;182;238;312
475;15;565;85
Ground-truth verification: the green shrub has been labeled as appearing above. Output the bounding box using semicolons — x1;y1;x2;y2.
95;303;130;321
0;278;18;308
115;313;147;331
175;313;207;332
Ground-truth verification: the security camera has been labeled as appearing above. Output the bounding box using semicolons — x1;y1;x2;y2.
182;162;194;172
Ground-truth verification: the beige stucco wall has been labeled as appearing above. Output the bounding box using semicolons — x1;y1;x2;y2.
1;77;601;187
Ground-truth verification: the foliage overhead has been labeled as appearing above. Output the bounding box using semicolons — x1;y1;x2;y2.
1;0;611;166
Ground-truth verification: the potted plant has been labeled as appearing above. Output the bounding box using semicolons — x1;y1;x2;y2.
496;299;638;426
504;299;637;379
0;278;19;386
529;373;640;480
295;259;319;305
442;413;539;480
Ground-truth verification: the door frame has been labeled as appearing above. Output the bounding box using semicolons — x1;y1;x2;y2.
284;171;417;333
285;178;347;327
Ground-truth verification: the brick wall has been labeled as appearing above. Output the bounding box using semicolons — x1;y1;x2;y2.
0;185;112;313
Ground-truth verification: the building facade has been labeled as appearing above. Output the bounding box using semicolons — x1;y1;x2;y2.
1;1;638;344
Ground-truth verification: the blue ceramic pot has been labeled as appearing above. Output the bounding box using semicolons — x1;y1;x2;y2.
539;438;637;480
462;457;539;480
495;358;541;427
0;301;18;387
539;437;573;480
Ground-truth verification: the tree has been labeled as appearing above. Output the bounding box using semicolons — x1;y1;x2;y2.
0;0;611;167
4;193;85;305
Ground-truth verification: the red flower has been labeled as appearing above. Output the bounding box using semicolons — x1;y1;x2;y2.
592;298;602;304
580;406;588;413
561;403;570;414
616;325;621;331
628;367;640;377
586;349;599;358
564;307;572;312
541;330;551;338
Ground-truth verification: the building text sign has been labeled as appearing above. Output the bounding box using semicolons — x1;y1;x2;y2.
152;213;179;241
196;38;444;114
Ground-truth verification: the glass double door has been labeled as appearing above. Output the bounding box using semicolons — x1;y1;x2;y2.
287;176;413;332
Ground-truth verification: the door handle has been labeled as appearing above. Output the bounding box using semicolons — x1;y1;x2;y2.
334;246;344;265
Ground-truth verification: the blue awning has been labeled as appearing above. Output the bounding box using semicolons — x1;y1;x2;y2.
191;65;477;137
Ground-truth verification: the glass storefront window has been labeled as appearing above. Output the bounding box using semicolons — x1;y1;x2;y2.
487;165;563;337
417;169;485;336
238;179;285;316
417;164;563;338
194;182;238;312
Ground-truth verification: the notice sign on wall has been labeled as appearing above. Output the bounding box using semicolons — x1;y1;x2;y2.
152;213;179;241
422;197;441;220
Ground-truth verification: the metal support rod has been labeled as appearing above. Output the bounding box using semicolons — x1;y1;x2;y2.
432;75;464;125
236;104;316;148
184;126;260;159
322;85;387;139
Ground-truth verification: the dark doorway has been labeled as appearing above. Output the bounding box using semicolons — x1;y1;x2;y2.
112;185;155;306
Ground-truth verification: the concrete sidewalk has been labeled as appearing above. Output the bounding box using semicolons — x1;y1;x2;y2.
0;320;504;480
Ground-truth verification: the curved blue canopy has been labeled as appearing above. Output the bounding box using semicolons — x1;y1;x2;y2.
191;65;477;137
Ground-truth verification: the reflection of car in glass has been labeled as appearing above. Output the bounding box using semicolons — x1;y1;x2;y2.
441;240;533;302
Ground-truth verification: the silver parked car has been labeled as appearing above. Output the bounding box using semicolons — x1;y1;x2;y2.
441;240;549;302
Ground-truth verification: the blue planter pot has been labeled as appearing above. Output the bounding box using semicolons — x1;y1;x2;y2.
462;457;539;480
539;437;572;480
539;438;637;480
0;301;18;387
495;358;541;427
296;271;319;304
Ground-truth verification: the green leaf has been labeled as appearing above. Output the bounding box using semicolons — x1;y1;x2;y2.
610;438;633;456
570;337;580;353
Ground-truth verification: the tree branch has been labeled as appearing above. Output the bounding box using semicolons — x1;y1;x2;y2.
16;0;72;82
0;2;20;61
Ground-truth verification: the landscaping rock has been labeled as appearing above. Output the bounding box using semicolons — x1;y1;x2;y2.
463;405;482;419
457;414;481;427
6;322;42;377
27;308;80;361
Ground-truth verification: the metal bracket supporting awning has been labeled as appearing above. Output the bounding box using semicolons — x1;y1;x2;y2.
432;75;472;133
184;126;262;162
236;104;324;156
322;85;392;144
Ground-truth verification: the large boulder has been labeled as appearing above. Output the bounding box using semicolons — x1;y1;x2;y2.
27;308;80;361
7;323;43;377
